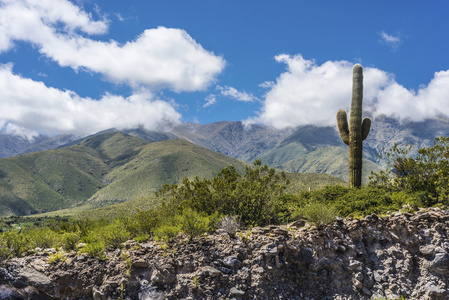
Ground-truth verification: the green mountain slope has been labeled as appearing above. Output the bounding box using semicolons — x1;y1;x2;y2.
87;139;248;204
0;145;109;216
267;146;382;183
0;132;250;217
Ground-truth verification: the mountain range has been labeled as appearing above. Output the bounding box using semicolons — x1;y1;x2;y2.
1;116;449;217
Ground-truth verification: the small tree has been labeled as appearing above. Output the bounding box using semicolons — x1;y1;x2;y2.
369;136;449;206
155;160;290;226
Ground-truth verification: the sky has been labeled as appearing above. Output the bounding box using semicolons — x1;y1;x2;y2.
1;0;449;139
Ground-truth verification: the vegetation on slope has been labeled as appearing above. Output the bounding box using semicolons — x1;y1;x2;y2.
0;132;249;217
87;139;248;204
262;146;382;183
0;146;109;216
2;138;449;261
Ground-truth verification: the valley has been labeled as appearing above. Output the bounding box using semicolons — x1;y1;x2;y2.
1;117;449;217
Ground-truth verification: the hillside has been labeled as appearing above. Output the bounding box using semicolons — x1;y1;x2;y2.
262;146;382;183
87;139;248;204
170;121;293;162
0;145;109;216
0;132;249;217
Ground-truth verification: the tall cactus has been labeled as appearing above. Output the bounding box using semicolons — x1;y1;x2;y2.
337;64;371;188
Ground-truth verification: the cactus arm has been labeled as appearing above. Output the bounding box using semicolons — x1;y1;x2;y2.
361;117;371;141
337;109;350;145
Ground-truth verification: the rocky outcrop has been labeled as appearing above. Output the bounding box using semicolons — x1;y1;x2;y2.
1;208;449;299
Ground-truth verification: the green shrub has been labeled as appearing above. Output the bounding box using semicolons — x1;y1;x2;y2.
60;232;80;251
334;187;397;217
81;241;105;259
134;233;150;243
153;223;181;242
156;160;290;226
133;209;161;235
26;228;60;249
294;202;337;227
48;252;66;264
176;208;211;241
370;137;449;206
101;222;131;249
1;230;30;258
0;235;9;260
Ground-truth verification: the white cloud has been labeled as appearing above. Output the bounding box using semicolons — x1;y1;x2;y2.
379;31;402;50
217;85;258;102
253;54;449;129
0;64;181;136
203;94;217;107
4;123;39;140
0;0;225;91
259;81;274;89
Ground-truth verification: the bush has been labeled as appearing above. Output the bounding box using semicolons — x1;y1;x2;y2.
153;224;181;242
134;233;150;243
156;160;290;226
81;241;105;259
0;235;9;260
48;252;66;264
217;215;240;238
133;209;161;235
176;208;212;241
26;228;60;249
1;230;30;258
60;232;80;251
101;222;131;249
294;202;337;227
370;137;449;206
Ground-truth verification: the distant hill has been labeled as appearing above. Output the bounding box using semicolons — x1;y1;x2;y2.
2;116;449;192
0;132;248;217
87;139;248;205
0;145;109;216
170;121;293;162
0;132;78;158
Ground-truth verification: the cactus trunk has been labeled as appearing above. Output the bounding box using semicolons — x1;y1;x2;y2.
337;64;371;188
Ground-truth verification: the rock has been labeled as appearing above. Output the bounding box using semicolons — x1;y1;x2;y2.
223;256;241;268
132;259;148;268
1;208;449;300
419;244;436;256
0;284;25;300
13;266;52;289
260;243;278;256
297;247;313;264
373;270;383;282
150;269;176;285
92;287;105;300
229;287;245;296
198;266;221;278
271;228;288;236
426;283;447;298
427;253;449;275
288;220;305;228
353;279;363;290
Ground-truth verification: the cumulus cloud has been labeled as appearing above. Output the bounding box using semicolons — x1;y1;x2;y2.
3;123;39;140
0;0;225;91
253;54;449;129
217;85;258;102
0;64;181;136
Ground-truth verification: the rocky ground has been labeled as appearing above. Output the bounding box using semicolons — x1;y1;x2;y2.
1;208;449;300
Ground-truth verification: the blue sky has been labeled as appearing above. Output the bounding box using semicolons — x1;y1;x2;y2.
1;0;449;138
